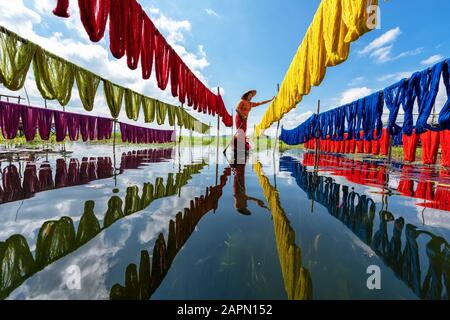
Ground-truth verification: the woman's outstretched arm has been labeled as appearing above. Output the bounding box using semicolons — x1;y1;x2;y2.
251;97;275;108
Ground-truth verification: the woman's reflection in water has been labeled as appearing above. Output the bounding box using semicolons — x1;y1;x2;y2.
230;154;267;215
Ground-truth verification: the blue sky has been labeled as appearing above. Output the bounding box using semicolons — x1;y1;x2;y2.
0;0;449;136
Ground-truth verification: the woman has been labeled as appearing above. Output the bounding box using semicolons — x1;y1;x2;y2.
235;90;274;133
234;90;274;151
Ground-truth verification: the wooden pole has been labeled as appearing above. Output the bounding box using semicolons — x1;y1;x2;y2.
113;120;117;187
314;100;321;172
274;84;281;153
231;110;234;138
387;134;393;162
179;104;183;145
216;87;220;186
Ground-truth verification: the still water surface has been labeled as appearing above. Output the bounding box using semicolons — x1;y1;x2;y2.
0;144;449;300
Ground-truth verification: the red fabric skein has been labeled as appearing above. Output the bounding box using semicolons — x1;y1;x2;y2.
109;0;128;59
403;132;419;162
379;129;390;156
78;0;110;42
170;51;180;98
53;0;70;18
440;130;450;167
126;0;143;70
141;13;156;80
154;32;171;90
420;131;440;165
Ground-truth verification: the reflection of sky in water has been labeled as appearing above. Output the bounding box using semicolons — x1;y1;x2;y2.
1;146;449;300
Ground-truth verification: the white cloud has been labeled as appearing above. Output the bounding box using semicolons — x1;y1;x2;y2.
421;54;444;66
338;87;373;105
359;27;421;64
377;71;413;82
152;13;192;44
369;45;393;64
205;9;220;17
348;76;365;86
281;111;314;130
395;47;423;59
0;0;41;35
359;27;401;55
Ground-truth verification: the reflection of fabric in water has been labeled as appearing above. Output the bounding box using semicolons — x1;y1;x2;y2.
23;164;39;198
0;162;207;299
280;156;450;300
0;151;170;205
1;165;24;203
110;168;231;300
0;235;35;300
35;217;76;268
76;201;101;246
254;162;313;300
303;153;450;211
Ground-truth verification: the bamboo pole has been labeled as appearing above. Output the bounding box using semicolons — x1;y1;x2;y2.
314;100;321;172
216;87;220;186
113;120;118;188
273;84;281;154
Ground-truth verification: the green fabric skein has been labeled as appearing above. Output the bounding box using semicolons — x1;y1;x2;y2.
175;107;184;127
33;47;74;106
167;105;177;127
0;29;36;91
75;67;100;112
156;100;168;125
103;80;124;119
142;97;156;123
125;89;142;121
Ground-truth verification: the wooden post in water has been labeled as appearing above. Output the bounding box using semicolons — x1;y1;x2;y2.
314;100;321;172
273;84;281;154
387;134;393;163
231;110;234;140
311;100;321;214
113;120;118;187
216;87;220;186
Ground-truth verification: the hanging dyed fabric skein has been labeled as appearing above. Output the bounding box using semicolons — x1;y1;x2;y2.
54;111;68;142
0;102;21;139
440;130;450;167
78;0;111;42
0;29;37;91
53;0;70;18
124;89;142;121
141;13;156;80
420;131;440;165
38;108;53;140
154;32;171;91
142;97;156;123
109;0;129;59
103;80;124;119
21;106;38;142
414;61;445;134
126;0;143;70
402;132;419;162
438;60;450;129
75;67;100;112
33;48;74;106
